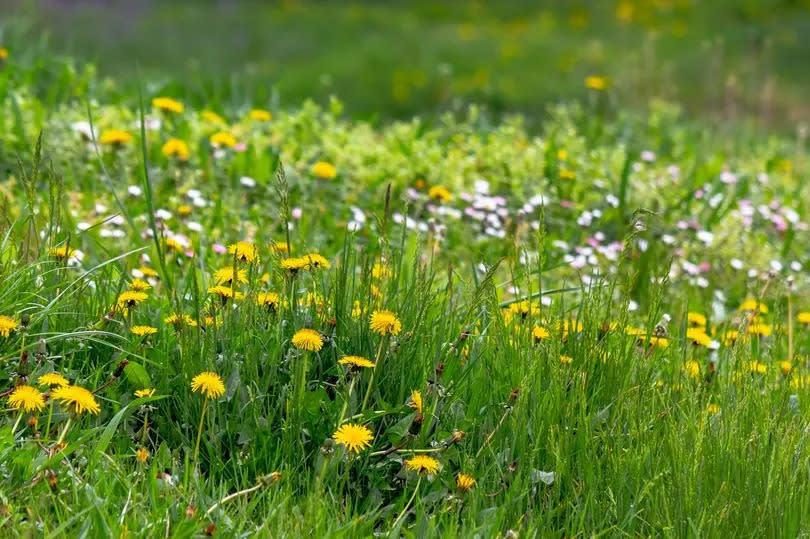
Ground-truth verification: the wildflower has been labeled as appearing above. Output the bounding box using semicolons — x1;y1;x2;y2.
138;266;159;278
408;390;423;414
49;246;76;260
312;161;337;180
135;447;149;464
135;388;156;398
191;371;226;399
706;403;721;415
165;237;184;253
332;423;373;453
212;267;248;285
210;131;237;148
738;299;768;313
405;455;440;475
428;185;452;203
177;205;193;217
0;316;18;337
228;241;259;263
292;328;323;352
351;300;365;319
339;355;376;369
249;109;272;121
162;138;190;160
686;327;712;347
51;385;100;415
201;110;226;125
0;48;7;61
129;278;151;292
164;313;198;328
798;312;810;324
131;325;158;337
8;385;45;412
99;129;133;146
560;355;573;364
372;263;391;280
684;360;700;378
532;326;550;341
584;76;608;90
370;310;402;336
745;361;767;374
208;286;244;301
280;257;308;274
687;312;707;327
257;292;281;311
37;372;69;388
117;291;149;310
747;323;772;337
152;97;184;114
270;241;291;254
456;473;476;492
203;316;221;328
779;361;793;375
303;253;330;269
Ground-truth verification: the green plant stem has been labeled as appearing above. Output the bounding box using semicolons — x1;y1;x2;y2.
56;416;72;445
193;398;209;470
392;476;421;531
361;337;387;411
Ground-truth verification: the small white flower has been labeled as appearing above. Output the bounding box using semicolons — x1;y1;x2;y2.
239;176;257;188
128;185;143;197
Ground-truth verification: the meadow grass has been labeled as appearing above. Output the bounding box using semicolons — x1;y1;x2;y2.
0;42;810;537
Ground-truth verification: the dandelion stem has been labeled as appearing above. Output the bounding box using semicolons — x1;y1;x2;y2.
205;482;263;517
361;337;387;411
193;398;209;470
56;416;72;445
391;476;421;531
11;411;23;435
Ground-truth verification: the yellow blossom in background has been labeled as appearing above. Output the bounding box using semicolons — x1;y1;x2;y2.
585;76;608;90
0;48;7;60
312;161;337;179
738;299;768;313
456;473;476;492
162;138;190;160
533;326;550;341
152;96;184;114
370;310;402;336
208;286;244;301
257;292;281;311
684;360;700;378
292;328;323;352
37;372;69;388
332;423;373;453
270;241;291;254
0;315;18;337
8;385;45;412
117;290;149;310
52;385;100;415
560;355;573;365
405;455;440;475
779;361;793;375
201;110;226;125
281;257;308;273
138;266;159;278
408;390;423;414
210;131;237;148
228;241;258;263
99;129;133;146
165;237;184;253
428;185;452;203
131;325;158;337
747;323;772;337
129;278;151;292
249;109;272;121
134;388;156;398
49;246;76;260
213;267;248;285
706;403;721;415
797;312;810;324
339;355;376;369
178;204;192;217
686;327;712;347
165;313;198;328
687;312;707;327
135;447;149;464
371;263;391;280
302;253;330;269
191;371;226;399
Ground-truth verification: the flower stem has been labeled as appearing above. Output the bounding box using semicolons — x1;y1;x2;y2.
391;476;421;531
10;411;23;435
56;416;72;445
361;337;387;411
193;398;209;470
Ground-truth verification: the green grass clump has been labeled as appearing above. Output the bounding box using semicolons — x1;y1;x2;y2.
0;48;809;537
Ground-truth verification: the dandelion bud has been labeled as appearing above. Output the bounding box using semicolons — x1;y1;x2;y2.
113;359;129;378
509;387;520;401
47;472;58;489
260;471;282;486
409;413;424;435
36;339;47;361
19;313;30;329
204;523;216;536
451;430;466;443
435;363;445;376
27;416;38;431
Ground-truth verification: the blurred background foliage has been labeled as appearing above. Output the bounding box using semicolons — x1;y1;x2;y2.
4;0;810;129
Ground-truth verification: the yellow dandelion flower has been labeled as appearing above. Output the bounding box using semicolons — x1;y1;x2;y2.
706;403;721;415
213;267;248;285
37;372;69;388
152;96;184;114
779;361;793;375
370;310;402;336
371;263;391;280
405;455;440;475
745;361;767;374
456;473;476;492
135;447;149;463
332;423;373;453
99;129;133;146
257;292;281;311
131;325;158;337
270;241;291;254
165;313;198;328
312;161;337;180
747;323;772;337
687;312;707;327
228;241;258;263
302;253;330;269
560;355;573;365
117;290;149;310
51;385;100;415
686;327;712;347
584;75;608;90
0;315;18;337
162;138;190;160
210;131;237;148
208;286;244;301
201;110;226;125
248;109;272;121
798;312;810;324
129;278;151;292
532;326;550;341
8;385;45;412
178;204;193;217
684;360;700;378
134;388;156;398
0;48;7;60
427;185;452;203
191;371;226;399
281;257;308;274
203;315;221;329
49;246;76;259
338;355;376;369
408;390;423;414
738;299;768;313
292;328;323;352
165;237;184;253
138;266;159;278
351;300;365;319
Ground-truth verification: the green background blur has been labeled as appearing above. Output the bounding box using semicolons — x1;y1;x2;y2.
4;0;810;127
